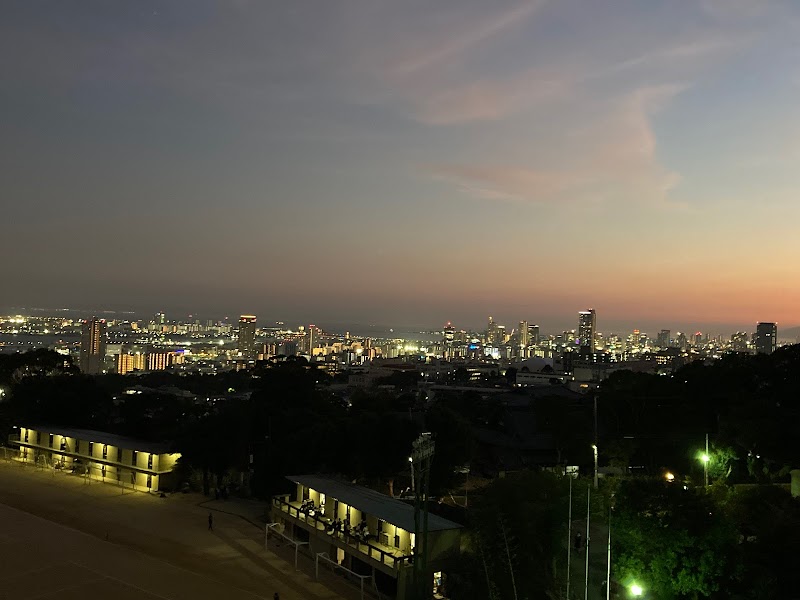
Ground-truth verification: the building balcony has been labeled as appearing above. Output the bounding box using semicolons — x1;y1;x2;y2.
272;495;413;572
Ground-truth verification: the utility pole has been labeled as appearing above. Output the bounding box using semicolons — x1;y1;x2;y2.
606;507;611;600
593;394;599;489
566;473;572;600
584;485;591;600
704;432;709;488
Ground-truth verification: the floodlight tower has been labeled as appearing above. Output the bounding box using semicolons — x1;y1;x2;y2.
412;432;435;599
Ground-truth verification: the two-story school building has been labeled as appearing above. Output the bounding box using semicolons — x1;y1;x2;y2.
272;474;462;599
8;425;180;493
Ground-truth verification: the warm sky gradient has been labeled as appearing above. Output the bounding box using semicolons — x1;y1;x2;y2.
3;1;800;333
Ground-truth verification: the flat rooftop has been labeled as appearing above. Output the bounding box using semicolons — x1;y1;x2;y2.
21;424;173;455
287;474;463;533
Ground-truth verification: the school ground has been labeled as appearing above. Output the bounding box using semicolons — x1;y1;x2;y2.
0;459;360;600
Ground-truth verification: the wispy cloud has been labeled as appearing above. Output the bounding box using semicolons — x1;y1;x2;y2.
427;85;684;206
413;68;568;125
389;1;545;76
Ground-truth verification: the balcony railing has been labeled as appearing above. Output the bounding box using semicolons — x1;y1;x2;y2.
272;496;412;570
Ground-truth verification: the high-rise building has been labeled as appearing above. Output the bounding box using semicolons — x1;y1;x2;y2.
657;329;671;349
486;316;497;344
578;309;596;351
676;332;688;352
238;315;257;358
731;331;748;352
529;324;540;346
443;322;455;346
305;324;319;354
755;322;777;354
518;320;529;348
79;317;107;374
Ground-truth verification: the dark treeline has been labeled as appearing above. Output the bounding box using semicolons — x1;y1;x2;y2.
599;344;800;482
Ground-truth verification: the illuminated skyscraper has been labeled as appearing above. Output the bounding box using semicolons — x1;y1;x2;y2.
518;320;529;347
238;315;257;358
578;309;596;350
486;316;497;344
80;317;107;374
306;324;319;354
755;322;777;354
443;322;455;346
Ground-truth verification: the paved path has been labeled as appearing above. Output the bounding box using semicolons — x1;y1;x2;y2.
0;460;356;600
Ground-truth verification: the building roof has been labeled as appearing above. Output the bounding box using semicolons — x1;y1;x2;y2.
23;424;173;455
286;475;462;533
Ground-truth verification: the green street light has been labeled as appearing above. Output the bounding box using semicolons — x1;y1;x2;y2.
698;451;711;487
630;583;644;596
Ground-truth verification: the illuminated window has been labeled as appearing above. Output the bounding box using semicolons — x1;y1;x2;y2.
60;438;67;451
102;445;108;459
147;454;153;469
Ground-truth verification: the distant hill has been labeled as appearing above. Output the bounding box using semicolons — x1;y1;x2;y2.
779;326;800;343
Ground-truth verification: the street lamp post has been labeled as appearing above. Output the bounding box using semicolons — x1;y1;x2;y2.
592;444;599;489
701;433;710;487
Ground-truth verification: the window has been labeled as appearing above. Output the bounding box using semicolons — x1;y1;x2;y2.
23;430;28;443
48;433;54;448
102;445;108;459
146;474;152;489
147;454;153;469
60;438;67;451
131;451;137;466
88;442;94;456
101;465;106;477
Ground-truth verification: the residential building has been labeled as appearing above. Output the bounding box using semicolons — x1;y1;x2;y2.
8;425;180;492
238;315;257;358
80;317;106;374
116;351;146;374
578;309;596;351
272;475;462;599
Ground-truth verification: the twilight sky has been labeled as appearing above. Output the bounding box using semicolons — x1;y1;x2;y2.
3;0;800;333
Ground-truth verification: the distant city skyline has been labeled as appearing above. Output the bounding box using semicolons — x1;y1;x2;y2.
4;2;800;330
1;304;795;340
